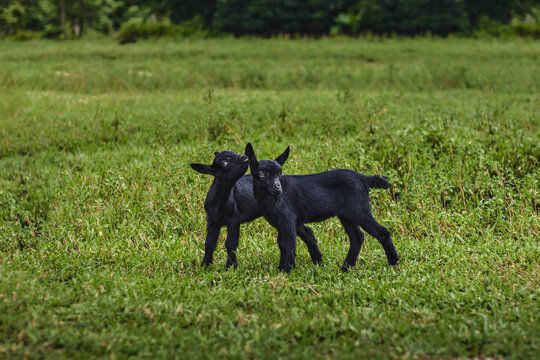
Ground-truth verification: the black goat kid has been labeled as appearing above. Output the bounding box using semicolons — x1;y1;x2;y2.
190;150;322;269
245;143;399;272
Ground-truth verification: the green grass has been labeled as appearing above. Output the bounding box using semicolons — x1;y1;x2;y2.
0;38;539;359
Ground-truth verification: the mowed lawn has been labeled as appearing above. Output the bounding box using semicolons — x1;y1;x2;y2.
0;38;539;359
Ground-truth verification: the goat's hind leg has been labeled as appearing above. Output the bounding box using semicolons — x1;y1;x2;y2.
297;225;323;264
358;215;399;266
276;232;285;271
225;223;240;269
339;217;365;271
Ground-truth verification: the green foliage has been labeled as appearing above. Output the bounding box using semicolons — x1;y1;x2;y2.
333;0;475;36
116;21;170;43
8;29;38;40
40;24;62;39
0;38;539;359
0;1;26;36
167;0;217;26
465;0;529;26
394;0;470;35
213;0;338;36
115;17;211;44
472;16;540;39
90;0;123;34
331;0;386;35
1;0;539;38
24;0;57;32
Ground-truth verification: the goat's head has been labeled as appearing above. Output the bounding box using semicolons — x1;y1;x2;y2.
190;150;249;182
245;143;289;197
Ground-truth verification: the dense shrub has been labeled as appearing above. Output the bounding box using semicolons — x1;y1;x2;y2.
473;21;540;39
170;16;212;38
41;24;64;39
116;17;212;44
10;30;39;40
116;21;171;43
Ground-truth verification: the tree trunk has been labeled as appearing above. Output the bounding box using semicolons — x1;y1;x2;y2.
60;0;67;39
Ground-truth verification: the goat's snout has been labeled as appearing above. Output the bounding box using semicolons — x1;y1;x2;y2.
272;180;282;195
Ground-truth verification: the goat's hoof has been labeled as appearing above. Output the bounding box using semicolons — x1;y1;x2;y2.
201;259;213;267
225;262;238;270
278;265;294;273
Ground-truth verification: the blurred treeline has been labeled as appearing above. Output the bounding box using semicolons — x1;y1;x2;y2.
1;0;539;40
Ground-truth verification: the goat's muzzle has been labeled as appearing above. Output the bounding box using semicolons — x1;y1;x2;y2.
271;183;282;196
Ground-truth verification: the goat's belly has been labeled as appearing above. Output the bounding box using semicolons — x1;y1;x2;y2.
240;211;261;223
263;215;282;229
300;209;334;224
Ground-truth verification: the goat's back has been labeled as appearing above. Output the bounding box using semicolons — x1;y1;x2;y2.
280;169;372;223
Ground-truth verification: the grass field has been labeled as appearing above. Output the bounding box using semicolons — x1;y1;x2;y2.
0;38;539;359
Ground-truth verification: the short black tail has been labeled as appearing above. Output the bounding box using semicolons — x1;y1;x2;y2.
364;175;391;189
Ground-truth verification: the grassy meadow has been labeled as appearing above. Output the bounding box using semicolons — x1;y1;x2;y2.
0;38;539;359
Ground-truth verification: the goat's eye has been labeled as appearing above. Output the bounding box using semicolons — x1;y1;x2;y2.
258;171;265;178
222;161;229;168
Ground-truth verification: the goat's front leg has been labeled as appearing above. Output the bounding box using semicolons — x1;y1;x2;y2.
277;223;297;273
225;222;240;269
201;222;220;266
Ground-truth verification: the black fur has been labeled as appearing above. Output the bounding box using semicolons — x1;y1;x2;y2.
190;150;322;269
245;143;399;272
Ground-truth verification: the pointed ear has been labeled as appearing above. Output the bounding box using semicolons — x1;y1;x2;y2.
190;163;215;175
245;143;258;173
275;146;290;166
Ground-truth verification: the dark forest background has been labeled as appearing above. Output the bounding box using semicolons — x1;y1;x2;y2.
1;0;539;40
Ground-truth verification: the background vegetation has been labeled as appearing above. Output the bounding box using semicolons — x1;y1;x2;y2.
0;37;539;358
1;0;540;41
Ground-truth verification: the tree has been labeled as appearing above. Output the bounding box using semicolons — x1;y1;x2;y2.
213;0;345;36
395;0;470;35
0;1;26;36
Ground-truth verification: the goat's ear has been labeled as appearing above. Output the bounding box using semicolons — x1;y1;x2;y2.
190;163;215;175
245;143;258;173
275;146;290;166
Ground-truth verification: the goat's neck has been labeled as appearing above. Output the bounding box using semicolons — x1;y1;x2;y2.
205;178;235;212
253;185;277;208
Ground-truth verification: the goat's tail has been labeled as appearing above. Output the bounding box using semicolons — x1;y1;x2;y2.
364;175;391;189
